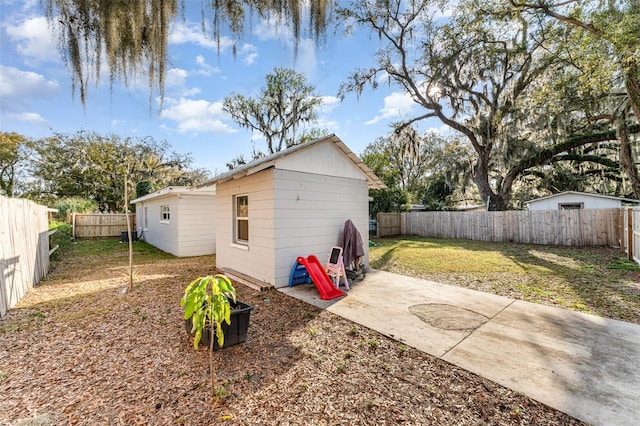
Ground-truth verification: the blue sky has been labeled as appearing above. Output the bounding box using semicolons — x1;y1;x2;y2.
0;0;444;176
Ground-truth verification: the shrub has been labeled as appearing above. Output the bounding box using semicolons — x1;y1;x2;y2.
48;220;72;261
54;197;97;220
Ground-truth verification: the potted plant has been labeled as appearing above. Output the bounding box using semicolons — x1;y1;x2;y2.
180;274;253;398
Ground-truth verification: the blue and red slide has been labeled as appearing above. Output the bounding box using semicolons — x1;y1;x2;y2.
295;255;345;300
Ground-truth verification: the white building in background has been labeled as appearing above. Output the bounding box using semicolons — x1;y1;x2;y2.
525;191;640;210
131;186;216;257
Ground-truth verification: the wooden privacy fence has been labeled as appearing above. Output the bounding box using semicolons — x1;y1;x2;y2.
71;213;135;239
378;208;621;247
0;196;53;318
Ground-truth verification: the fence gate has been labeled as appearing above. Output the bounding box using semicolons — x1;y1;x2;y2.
377;212;402;237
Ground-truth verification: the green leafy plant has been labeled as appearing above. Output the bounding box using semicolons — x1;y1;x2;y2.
180;274;236;399
181;274;237;350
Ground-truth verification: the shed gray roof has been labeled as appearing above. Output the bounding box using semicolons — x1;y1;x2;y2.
195;134;386;190
130;186;215;204
524;191;640;204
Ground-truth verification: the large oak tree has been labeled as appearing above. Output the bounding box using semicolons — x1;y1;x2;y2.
338;0;638;210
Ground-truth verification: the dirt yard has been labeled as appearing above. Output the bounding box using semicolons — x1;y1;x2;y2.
0;241;585;425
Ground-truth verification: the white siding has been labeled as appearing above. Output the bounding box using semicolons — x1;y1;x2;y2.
275;140;365;181
215;170;276;285
137;197;180;256
528;194;622;210
177;194;216;256
272;169;369;288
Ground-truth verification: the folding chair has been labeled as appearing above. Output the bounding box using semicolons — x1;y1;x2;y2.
325;246;349;290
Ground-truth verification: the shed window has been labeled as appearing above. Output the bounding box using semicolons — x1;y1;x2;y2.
234;195;249;244
558;203;583;210
161;205;170;222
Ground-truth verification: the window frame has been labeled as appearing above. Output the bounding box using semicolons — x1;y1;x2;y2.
234;195;249;245
558;202;583;210
160;205;171;222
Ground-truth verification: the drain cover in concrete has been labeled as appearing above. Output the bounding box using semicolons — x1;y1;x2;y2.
410;303;489;331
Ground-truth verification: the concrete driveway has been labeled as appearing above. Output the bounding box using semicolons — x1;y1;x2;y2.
280;269;640;426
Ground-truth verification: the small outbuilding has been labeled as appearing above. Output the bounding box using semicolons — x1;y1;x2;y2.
131;186;216;257
196;134;385;289
525;191;640;210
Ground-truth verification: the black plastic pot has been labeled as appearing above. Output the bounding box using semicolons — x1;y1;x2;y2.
185;300;253;350
120;231;138;242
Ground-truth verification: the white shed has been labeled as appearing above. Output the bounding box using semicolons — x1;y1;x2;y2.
131;186;216;257
525;191;639;210
196;134;385;289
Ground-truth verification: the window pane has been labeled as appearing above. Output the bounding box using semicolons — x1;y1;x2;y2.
237;219;249;241
237;196;248;217
161;205;170;221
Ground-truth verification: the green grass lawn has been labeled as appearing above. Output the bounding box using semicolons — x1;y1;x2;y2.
369;237;640;324
48;222;175;266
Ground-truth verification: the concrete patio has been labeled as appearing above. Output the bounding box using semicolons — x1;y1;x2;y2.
280;269;640;426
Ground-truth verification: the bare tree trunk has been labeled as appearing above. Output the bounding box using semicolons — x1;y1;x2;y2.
124;165;133;289
625;61;640;125
618;117;640;198
472;154;510;211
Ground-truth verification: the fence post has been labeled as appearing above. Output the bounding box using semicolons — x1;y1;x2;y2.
618;207;627;253
628;208;633;261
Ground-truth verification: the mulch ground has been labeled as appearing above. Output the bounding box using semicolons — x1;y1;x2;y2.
0;247;586;425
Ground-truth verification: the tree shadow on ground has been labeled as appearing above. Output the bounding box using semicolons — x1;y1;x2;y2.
0;239;586;425
0;253;320;424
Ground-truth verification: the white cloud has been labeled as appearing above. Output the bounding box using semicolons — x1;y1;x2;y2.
428;124;457;137
5;16;59;65
6;112;50;127
315;117;339;132
253;15;293;41
252;16;317;75
365;91;415;125
239;44;258;65
160;97;236;134
0;65;59;100
169;22;234;51
166;68;188;86
195;55;220;75
169;23;257;66
376;71;391;85
318;96;339;113
165;68;201;97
